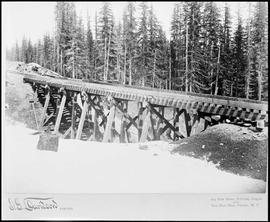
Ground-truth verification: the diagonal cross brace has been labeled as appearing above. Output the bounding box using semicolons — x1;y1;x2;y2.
148;103;185;139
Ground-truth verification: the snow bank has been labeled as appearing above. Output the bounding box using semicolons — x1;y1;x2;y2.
3;121;266;194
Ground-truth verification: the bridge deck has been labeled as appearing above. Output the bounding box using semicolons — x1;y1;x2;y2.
8;70;268;122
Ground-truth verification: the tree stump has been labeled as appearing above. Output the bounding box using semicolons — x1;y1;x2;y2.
37;130;59;152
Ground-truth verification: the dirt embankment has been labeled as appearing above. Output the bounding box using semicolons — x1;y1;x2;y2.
171;124;268;181
5;62;42;129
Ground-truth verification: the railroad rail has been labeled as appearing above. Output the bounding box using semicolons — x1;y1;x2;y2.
7;69;269;142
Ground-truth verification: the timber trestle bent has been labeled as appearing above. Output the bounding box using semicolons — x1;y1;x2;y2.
18;71;268;143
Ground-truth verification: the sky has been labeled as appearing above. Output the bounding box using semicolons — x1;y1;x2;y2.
2;2;257;49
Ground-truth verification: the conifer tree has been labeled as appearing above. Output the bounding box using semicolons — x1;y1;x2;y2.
220;3;233;96
96;2;117;81
201;2;222;94
86;12;94;78
170;3;185;90
136;2;151;86
249;2;268;100
231;14;247;98
182;2;205;93
123;2;137;85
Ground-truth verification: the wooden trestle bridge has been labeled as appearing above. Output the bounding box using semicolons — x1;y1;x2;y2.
11;70;268;143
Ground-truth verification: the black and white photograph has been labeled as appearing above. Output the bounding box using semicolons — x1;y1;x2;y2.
2;1;268;220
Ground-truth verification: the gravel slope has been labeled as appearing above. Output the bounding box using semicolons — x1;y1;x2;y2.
171;124;268;181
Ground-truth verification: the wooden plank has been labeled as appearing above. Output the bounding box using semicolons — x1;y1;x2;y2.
156;107;164;128
39;93;50;129
115;101;139;130
155;107;164;140
178;112;187;138
149;104;185;139
63;127;72;138
159;124;169;137
53;94;66;134
103;105;116;142
150;113;158;140
88;95;107;130
119;102;128;143
43;113;54;126
70;95;76;139
76;93;83;109
190;113;199;136
120;114;127;143
173;108;180;140
204;118;209;131
76;100;89;140
140;110;151;142
91;105;99;140
31;103;39;130
184;110;192;137
126;115;138;130
137;102;144;141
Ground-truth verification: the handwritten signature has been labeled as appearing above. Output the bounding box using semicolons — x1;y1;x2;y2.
8;197;58;211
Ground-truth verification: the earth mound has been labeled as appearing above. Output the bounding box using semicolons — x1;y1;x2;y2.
171;123;268;181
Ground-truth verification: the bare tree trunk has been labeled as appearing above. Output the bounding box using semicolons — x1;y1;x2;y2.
60;49;63;76
258;62;262;101
36;47;39;64
230;82;233;97
106;29;111;80
246;3;251;99
185;23;189;92
104;37;107;81
129;58;132;86
117;54;119;80
52;40;55;71
169;57;172;90
152;50;156;88
123;41;127;84
56;45;59;73
210;41;213;95
214;41;221;95
72;59;75;79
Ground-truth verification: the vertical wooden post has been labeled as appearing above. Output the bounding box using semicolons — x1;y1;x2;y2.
140;109;151;143
178;110;187;138
137;102;143;141
76;98;89;140
103;103;116;142
31;102;39;130
39;93;50;130
120;101;127;143
173;108;180;140
190;113;199;136
54;92;66;134
184;110;192;137
150;112;158;140
156;106;164;139
120;116;127;143
91;106;98;140
70;94;76;139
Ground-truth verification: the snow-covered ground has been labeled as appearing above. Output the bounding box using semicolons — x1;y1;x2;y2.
3;119;266;194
